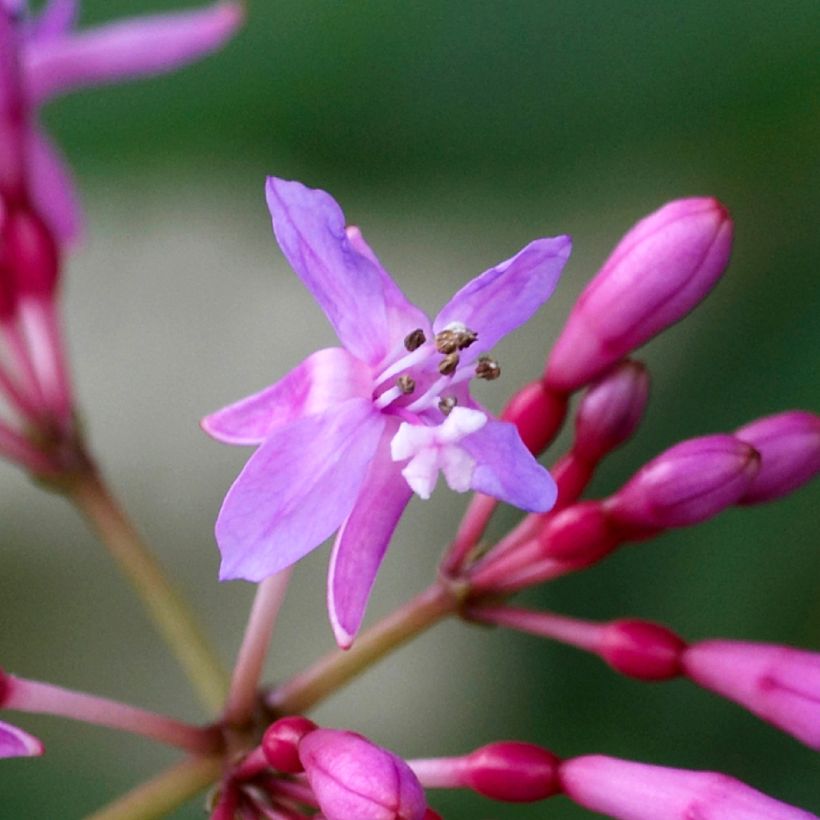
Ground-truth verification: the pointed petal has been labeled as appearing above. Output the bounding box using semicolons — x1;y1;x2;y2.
31;0;77;42
27;129;82;244
0;720;44;758
433;236;571;359
25;1;244;104
266;178;430;365
461;420;557;512
216;399;384;582
202;348;372;446
328;424;412;647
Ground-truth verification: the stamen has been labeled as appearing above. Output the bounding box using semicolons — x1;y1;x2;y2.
404;329;426;352
373;386;402;410
397;375;416;394
476;354;501;380
438;396;458;416
439;353;460;376
435;324;479;354
374;345;432;388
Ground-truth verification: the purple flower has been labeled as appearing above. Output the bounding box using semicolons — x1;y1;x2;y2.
204;178;570;646
1;0;243;244
0;719;42;758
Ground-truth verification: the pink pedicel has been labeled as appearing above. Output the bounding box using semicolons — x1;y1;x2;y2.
262;715;318;773
735;411;820;504
682;640;820;750
298;729;428;820
606;434;759;529
546;198;733;392
558;755;817;819
599;620;686;681
573;360;650;464
501;379;568;456
410;742;561;802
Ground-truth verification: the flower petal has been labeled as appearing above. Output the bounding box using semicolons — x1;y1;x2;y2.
202;347;372;446
433;236;571;359
31;0;77;42
266;178;430;365
328;424;412;648
24;1;244;104
461;420;557;512
27;128;82;244
0;720;44;758
216;399;384;582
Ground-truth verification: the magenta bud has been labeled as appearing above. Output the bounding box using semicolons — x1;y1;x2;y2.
464;742;562;802
4;206;59;300
735;411;820;504
0;719;44;759
539;502;620;564
606;435;759;529
599;620;686;681
573;361;650;463
559;755;815;820
682;640;820;750
546;198;732;392
299;729;427;820
262;715;317;773
501;380;567;456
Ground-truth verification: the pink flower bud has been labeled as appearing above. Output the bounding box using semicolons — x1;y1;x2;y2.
539;502;620;564
0;719;43;758
599;620;686;681
682;640;820;750
299;729;427;820
463;742;561;802
573;361;650;463
262;715;317;773
501;380;567;456
546;198;732;391
735;411;820;504
559;755;815;819
3;204;59;300
606;435;759;529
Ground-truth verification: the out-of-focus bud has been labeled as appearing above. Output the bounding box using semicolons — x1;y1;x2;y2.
559;755;815;820
606;435;759;530
599;620;686;681
546;198;732;392
463;742;561;802
682;640;820;750
299;729;427;820
0;719;43;758
3;205;60;300
573;361;650;463
501;379;567;456
735;411;820;504
262;715;317;773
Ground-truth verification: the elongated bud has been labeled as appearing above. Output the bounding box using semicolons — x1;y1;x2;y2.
299;729;427;820
735;411;820;504
546;198;732;391
682;640;820;750
599;620;686;681
539;502;621;564
559;755;815;819
573;361;650;463
262;715;317;773
0;719;43;759
606;435;759;529
501;380;567;455
3;205;60;299
464;742;561;802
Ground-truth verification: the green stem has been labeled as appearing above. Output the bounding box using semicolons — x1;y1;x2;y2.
67;466;228;714
85;756;221;820
268;582;457;715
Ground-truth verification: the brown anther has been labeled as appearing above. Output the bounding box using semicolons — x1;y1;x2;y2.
435;329;460;354
438;352;460;376
404;328;426;351
397;375;416;394
475;354;500;380
457;329;478;350
438;396;458;415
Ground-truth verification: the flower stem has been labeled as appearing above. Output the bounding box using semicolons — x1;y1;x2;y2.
224;569;292;728
268;582;456;715
441;493;498;574
85;755;222;820
66;466;228;714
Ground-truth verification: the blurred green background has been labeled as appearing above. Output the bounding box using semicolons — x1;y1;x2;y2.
2;0;819;817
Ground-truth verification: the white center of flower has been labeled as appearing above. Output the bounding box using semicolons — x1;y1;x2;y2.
390;407;487;498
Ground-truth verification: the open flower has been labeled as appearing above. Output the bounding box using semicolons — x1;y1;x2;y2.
204;177;570;645
2;0;243;244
